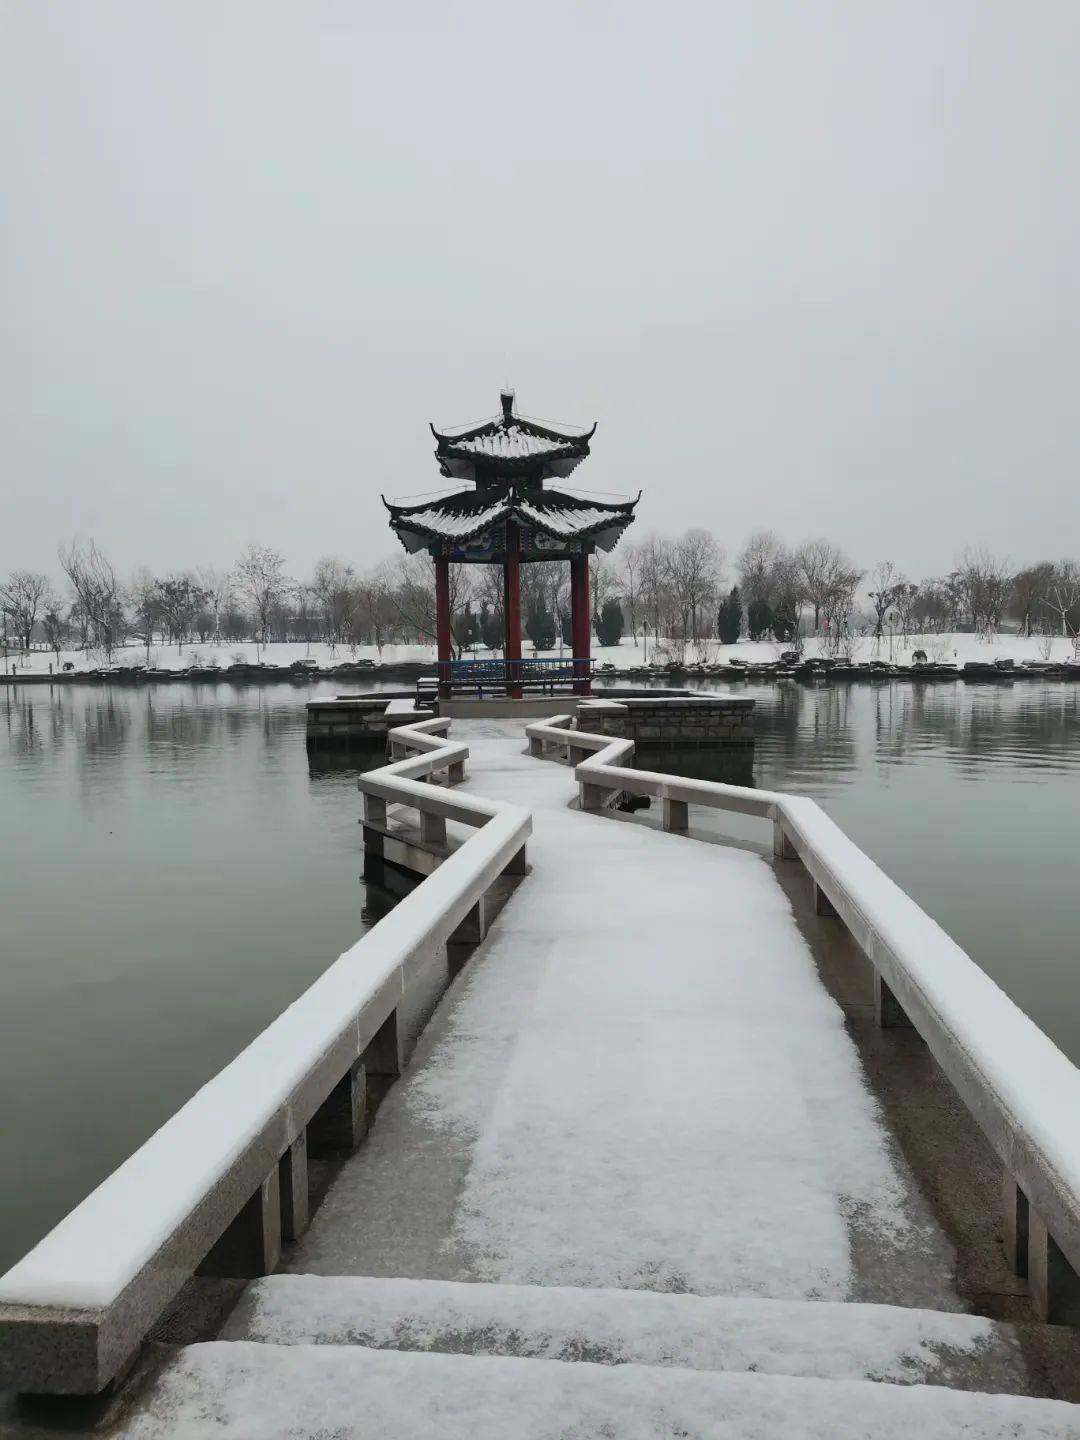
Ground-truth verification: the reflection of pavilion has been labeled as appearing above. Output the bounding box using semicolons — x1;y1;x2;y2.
384;390;639;697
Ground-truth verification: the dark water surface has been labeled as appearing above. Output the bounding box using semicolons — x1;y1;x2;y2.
1;677;1078;1275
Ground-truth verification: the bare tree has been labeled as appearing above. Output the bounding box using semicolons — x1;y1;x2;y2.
472;563;506;644
821;568;863;653
866;561;909;639
795;540;861;636
621;544;640;642
669;528;723;646
386;553;475;658
58;540;125;658
0;570;51;652
194;566;233;646
955;548;1013;637
233;544;289;658
42;602;67;666
1009;563;1055;637
311;557;357;649
353;566;395;653
153;574;209;653
637;534;674;643
1044;559;1080;637
127;569;161;663
736;531;784;606
892;581;920;641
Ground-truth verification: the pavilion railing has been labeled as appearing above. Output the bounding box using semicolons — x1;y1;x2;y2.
432;657;592;696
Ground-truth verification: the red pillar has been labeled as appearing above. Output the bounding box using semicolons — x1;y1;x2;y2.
503;523;522;699
570;551;591;695
435;555;452;698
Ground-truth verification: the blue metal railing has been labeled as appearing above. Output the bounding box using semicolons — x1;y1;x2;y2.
427;657;593;695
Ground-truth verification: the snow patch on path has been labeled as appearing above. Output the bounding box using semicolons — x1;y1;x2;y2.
401;722;908;1299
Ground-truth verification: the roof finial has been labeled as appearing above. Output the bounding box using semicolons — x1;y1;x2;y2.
500;387;515;423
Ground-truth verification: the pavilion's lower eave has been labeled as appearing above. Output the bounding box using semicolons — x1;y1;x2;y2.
383;487;639;560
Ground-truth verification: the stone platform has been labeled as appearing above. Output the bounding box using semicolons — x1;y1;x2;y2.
578;694;755;747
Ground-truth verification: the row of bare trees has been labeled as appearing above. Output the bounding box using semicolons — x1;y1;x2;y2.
3;535;1079;663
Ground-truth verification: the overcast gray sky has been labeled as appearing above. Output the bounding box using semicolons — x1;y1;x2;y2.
2;0;1077;586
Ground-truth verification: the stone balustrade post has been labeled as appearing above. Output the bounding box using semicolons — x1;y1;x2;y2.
278;1133;309;1241
200;1170;281;1278
309;1061;368;1154
1028;1209;1080;1324
503;845;527;876
874;971;913;1029
662;798;689;832
773;820;798;860
814;882;838;917
1003;1172;1029;1277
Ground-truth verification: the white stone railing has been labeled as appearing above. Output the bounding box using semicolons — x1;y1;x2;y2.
0;716;531;1395
526;711;1080;1327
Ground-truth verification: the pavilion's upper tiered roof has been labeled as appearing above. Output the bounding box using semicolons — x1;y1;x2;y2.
431;391;596;481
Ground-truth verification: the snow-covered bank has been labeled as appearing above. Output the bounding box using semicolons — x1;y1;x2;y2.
3;631;1077;678
1;640;433;676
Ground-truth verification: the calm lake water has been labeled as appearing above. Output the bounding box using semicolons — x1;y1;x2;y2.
1;677;1078;1275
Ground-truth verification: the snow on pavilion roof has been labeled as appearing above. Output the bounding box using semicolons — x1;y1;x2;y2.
430;393;596;480
383;484;639;554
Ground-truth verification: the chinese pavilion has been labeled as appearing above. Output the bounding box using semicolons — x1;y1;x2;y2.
384;390;639;698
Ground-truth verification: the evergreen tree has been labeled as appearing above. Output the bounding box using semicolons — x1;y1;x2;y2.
454;606;479;651
772;607;796;642
479;603;502;651
560;607;573;648
747;597;775;641
716;586;742;644
525;600;556;652
595;597;624;647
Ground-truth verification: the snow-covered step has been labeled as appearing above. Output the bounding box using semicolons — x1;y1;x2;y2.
220;1274;1038;1394
119;1342;1080;1439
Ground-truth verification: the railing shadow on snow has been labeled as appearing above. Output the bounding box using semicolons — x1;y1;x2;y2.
0;715;530;1396
525;706;1080;1330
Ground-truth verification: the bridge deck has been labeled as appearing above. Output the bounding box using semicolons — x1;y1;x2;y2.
284;720;957;1304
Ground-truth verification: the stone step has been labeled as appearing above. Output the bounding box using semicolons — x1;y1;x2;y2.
220;1274;1056;1395
121;1340;1080;1438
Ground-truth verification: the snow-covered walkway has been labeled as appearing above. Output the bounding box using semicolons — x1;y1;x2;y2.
112;722;1080;1436
291;720;917;1299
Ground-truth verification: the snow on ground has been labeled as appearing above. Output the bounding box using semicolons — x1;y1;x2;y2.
4;631;1076;676
225;1274;1017;1388
294;721;912;1300
117;1342;1080;1440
